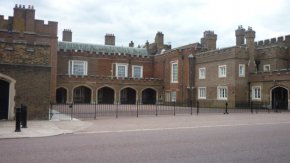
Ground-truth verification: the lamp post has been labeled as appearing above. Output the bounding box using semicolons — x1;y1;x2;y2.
188;54;194;110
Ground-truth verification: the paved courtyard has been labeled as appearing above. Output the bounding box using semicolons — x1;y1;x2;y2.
1;113;290;163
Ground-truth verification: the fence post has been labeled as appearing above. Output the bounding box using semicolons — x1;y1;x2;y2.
49;102;52;120
116;101;119;119
190;100;193;116
94;101;97;120
69;102;73;120
197;101;199;115
174;102;176;116
137;100;139;118
155;101;158;116
250;101;253;114
224;102;229;114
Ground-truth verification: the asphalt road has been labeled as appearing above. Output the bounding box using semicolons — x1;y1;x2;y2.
1;121;290;163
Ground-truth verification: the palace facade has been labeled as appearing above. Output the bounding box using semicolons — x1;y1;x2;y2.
1;5;290;119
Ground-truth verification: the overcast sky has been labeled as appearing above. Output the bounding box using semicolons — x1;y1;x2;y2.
1;0;290;48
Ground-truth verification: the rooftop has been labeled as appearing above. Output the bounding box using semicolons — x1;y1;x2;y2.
58;41;149;56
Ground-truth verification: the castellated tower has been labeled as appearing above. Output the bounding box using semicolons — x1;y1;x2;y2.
105;34;115;46
235;25;245;46
245;27;256;73
201;31;217;50
62;29;72;42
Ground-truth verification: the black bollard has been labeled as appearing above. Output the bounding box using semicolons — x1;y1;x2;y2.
21;104;27;128
15;108;21;132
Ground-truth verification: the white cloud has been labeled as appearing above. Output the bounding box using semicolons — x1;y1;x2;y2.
1;0;290;48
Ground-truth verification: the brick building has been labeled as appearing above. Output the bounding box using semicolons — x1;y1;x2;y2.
0;5;57;119
1;5;290;120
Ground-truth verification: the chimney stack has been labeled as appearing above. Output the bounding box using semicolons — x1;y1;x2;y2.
129;41;134;47
105;34;115;46
62;29;72;42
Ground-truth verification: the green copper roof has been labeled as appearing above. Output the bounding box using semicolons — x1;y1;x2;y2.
58;41;149;56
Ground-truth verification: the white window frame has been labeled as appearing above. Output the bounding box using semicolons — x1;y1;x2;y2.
171;91;176;102
171;61;178;83
239;64;245;77
217;86;228;100
263;64;271;72
218;65;227;78
198;87;206;99
252;86;261;101
69;60;88;76
132;65;143;78
116;63;128;77
199;67;206;79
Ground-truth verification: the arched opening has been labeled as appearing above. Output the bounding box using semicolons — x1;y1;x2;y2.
142;88;157;104
120;87;136;104
73;86;91;103
272;87;288;110
98;87;115;104
0;79;9;119
56;87;67;104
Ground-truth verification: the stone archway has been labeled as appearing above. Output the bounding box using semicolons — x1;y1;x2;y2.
0;73;16;120
0;79;9;119
142;88;157;104
272;87;288;110
73;86;92;103
97;87;115;104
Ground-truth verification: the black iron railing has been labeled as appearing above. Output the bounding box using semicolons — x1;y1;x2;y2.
49;100;285;120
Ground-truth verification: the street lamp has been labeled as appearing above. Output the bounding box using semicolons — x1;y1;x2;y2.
188;54;194;110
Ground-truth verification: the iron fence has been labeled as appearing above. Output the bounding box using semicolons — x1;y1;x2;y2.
49;100;285;120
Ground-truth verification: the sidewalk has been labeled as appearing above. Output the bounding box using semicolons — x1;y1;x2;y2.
1;113;290;139
0;119;92;139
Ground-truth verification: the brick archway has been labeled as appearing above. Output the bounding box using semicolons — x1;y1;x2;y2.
97;87;115;104
120;87;136;104
271;86;288;110
142;88;157;104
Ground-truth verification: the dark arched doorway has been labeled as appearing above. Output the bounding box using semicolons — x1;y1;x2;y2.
272;87;288;110
142;88;156;104
0;79;9;119
98;87;115;104
56;88;67;104
73;86;91;103
120;87;136;104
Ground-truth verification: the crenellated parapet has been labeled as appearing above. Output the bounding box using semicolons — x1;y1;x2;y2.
196;46;247;59
58;41;149;57
0;4;57;37
255;35;290;47
58;49;154;61
57;74;163;86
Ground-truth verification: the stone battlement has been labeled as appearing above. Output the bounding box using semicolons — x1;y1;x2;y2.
196;46;246;58
0;4;57;36
58;49;153;61
255;35;290;47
